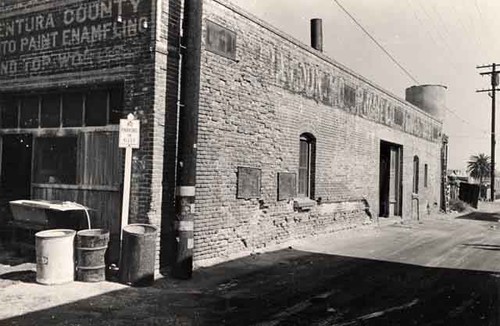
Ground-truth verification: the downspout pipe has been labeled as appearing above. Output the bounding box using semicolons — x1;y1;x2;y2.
173;0;203;280
412;193;420;222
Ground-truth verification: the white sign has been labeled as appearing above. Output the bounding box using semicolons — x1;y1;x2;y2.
119;116;140;149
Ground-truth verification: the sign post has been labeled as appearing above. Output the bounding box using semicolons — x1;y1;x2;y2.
119;113;140;241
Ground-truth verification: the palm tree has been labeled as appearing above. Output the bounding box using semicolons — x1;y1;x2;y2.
467;153;491;185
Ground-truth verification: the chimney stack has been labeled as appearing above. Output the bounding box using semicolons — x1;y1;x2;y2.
310;18;323;52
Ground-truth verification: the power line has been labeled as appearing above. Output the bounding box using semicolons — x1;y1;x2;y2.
407;0;441;51
332;0;419;84
332;0;482;134
444;106;489;135
412;0;467;78
472;0;495;60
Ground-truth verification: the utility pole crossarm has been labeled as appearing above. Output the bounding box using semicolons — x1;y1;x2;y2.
477;64;497;69
476;89;500;93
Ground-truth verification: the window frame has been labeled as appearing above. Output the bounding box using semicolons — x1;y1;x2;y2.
298;133;316;198
0;85;123;130
413;155;420;194
33;136;78;185
424;163;428;188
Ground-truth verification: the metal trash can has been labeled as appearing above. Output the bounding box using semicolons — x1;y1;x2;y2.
35;229;76;285
76;229;109;282
119;224;158;286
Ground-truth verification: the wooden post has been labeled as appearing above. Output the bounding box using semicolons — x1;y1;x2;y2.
119;113;140;240
121;146;133;241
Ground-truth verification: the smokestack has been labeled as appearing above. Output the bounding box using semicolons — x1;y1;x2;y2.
310;18;323;52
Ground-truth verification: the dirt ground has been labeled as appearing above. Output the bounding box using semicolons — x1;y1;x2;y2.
2;202;500;325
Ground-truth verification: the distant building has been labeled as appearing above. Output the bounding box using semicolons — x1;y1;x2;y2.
0;0;447;270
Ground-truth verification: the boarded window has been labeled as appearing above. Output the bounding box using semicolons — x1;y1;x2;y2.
20;96;39;128
41;94;60;128
62;92;83;127
0;96;18;128
206;20;237;60
85;90;108;126
236;167;261;199
34;137;77;184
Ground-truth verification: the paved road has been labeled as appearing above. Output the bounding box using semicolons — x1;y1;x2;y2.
3;204;500;325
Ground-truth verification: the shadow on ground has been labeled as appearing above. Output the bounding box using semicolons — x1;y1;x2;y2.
0;270;35;283
2;249;500;325
456;211;500;223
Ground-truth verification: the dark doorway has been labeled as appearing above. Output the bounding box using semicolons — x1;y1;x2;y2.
0;134;33;217
379;140;403;217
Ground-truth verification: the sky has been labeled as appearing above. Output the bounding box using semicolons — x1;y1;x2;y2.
230;0;500;172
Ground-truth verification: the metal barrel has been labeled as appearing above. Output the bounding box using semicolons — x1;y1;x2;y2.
35;229;76;285
119;224;158;286
76;229;110;282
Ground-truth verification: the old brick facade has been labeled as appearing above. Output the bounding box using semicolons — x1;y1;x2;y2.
0;0;445;271
193;0;444;266
0;0;165;265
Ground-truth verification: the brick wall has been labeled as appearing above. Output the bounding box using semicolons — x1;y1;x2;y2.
1;0;446;272
193;0;443;266
0;0;165;267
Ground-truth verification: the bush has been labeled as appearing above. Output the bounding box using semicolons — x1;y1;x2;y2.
449;198;473;212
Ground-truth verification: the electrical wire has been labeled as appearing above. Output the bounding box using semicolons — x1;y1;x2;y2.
333;0;481;136
332;0;419;84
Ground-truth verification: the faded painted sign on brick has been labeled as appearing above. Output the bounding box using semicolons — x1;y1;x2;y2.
0;0;151;77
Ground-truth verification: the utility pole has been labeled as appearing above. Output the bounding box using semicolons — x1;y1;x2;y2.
173;0;203;279
477;63;500;201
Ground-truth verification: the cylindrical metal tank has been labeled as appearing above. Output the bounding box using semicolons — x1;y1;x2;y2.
310;18;323;52
35;229;76;285
405;85;447;121
76;229;110;282
119;224;158;286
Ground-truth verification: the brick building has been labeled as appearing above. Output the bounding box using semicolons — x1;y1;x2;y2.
0;0;447;272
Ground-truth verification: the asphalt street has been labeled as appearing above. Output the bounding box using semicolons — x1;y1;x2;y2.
2;203;500;325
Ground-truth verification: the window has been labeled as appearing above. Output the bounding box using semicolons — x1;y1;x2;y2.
62;92;83;127
41;94;60;128
298;133;315;198
424;164;428;188
109;87;124;124
85;90;108;126
20;96;39;128
0;96;18;128
34;137;77;184
0;84;123;129
413;156;419;194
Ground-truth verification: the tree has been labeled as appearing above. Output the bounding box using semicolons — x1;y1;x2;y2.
467;153;491;185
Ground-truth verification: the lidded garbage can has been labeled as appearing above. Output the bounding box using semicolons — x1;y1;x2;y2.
119;224;158;286
35;229;76;285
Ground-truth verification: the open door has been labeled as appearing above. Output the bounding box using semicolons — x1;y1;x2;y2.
379;140;402;217
0;134;33;219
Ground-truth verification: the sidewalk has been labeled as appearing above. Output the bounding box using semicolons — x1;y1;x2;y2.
2;202;500;325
